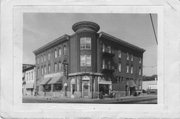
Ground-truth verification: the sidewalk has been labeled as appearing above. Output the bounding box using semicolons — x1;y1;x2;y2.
23;94;157;103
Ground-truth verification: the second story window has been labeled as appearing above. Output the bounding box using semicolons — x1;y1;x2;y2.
44;66;47;74
48;64;51;73
139;57;142;63
102;59;106;69
131;54;133;61
126;65;129;73
80;37;91;50
80;55;91;67
59;62;62;71
139;67;142;75
107;46;111;53
55;49;58;58
63;45;67;55
131;66;133;74
127;53;129;60
118;63;121;72
54;63;57;72
118;50;121;58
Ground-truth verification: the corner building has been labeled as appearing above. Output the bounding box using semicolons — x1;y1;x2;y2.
33;21;145;98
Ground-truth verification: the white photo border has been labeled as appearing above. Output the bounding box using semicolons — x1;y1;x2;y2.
1;1;167;119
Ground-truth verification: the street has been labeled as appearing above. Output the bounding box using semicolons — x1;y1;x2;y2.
23;94;157;104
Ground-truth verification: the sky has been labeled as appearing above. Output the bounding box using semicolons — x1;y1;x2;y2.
23;13;157;76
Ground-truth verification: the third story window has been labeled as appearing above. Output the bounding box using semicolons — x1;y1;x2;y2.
118;50;121;58
127;53;129;60
80;37;91;50
59;48;62;57
55;49;58;58
130;66;133;74
139;57;142;63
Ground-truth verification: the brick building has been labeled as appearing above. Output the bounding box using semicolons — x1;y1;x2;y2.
33;21;145;98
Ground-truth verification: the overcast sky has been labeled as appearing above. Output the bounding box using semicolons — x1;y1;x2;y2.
23;13;157;76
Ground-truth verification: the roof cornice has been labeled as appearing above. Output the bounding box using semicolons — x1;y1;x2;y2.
33;34;70;55
99;32;145;53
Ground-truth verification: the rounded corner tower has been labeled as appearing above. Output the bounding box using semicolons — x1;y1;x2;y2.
72;21;100;33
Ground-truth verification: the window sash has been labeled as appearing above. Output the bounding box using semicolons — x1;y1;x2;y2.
80;55;91;66
80;37;91;50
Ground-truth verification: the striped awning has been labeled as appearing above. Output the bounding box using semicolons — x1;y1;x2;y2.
48;76;64;84
40;77;51;85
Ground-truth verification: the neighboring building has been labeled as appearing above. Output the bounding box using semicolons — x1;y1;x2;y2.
22;64;36;96
142;75;157;91
33;21;145;98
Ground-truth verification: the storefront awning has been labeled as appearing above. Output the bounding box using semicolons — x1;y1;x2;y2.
26;83;34;89
48;76;64;84
40;77;51;85
128;80;137;87
99;80;112;85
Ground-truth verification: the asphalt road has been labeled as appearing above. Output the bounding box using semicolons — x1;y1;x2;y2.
23;95;157;104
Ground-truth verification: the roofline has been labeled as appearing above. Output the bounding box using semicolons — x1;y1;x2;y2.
33;34;70;55
99;32;145;53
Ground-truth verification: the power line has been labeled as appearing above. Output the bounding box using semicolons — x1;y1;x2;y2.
149;14;158;45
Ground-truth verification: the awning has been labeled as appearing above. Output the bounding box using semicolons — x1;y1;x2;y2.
40;77;51;85
128;80;137;87
48;76;64;84
26;83;34;89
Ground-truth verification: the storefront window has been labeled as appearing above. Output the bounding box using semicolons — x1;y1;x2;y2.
80;37;91;50
44;84;51;92
53;84;63;91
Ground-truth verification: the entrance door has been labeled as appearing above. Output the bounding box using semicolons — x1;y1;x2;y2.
99;84;109;95
82;81;89;98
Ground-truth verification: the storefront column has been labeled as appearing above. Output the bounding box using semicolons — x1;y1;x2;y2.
51;84;53;92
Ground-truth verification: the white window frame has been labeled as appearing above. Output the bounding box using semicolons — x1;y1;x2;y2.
80;55;91;67
80;37;91;50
